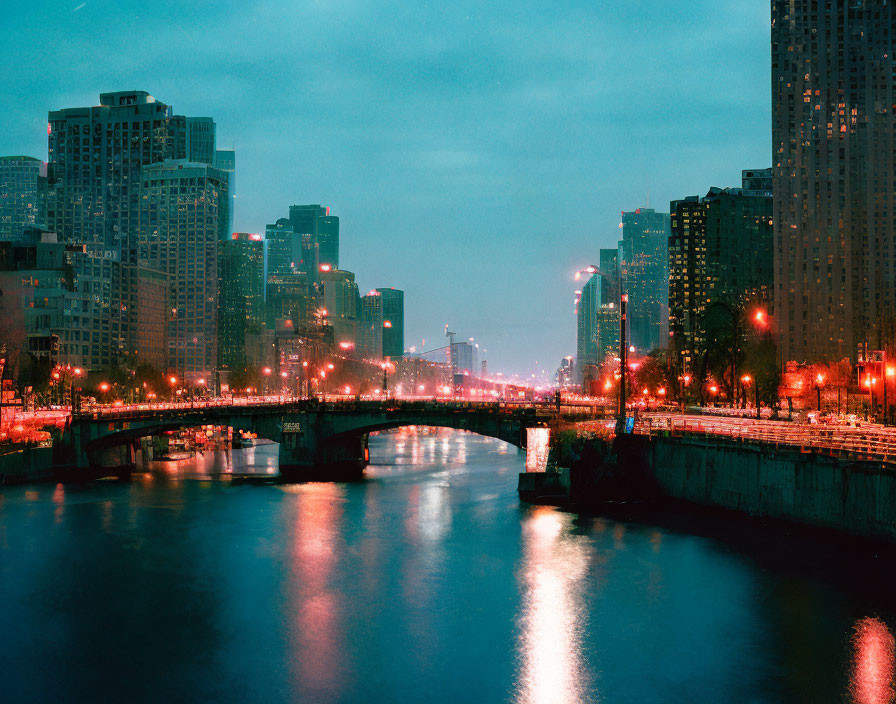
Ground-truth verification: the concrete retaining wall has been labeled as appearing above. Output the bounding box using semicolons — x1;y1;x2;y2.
0;446;54;484
648;436;896;541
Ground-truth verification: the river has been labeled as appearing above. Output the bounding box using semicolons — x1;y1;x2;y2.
1;427;895;703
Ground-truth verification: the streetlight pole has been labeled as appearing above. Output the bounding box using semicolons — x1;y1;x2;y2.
617;293;628;433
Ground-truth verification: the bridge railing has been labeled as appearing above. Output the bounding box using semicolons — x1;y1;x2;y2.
634;414;896;466
69;397;609;423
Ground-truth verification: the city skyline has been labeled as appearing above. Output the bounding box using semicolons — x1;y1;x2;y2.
1;0;771;376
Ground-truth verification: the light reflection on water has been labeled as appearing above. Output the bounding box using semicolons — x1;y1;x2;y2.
516;507;591;704
0;427;896;703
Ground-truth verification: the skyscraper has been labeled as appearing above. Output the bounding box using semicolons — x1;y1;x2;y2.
599;247;619;304
669;196;708;375
46;91;187;369
218;233;265;372
359;291;384;359
619;208;670;352
138;159;228;379
772;1;896;362
377;288;404;359
288;204;338;278
214;149;236;236
0;156;47;242
266;218;296;277
668;173;774;375
320;269;360;351
576;274;600;382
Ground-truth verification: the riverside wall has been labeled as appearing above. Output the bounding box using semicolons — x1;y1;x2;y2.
635;435;896;541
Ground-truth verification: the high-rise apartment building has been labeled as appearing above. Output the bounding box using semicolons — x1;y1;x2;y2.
669;173;774;374
377;288;404;360
138;159;228;379
669;196;708;375
772;1;896;361
0;156;47;242
46;91;188;369
218;233;265;372
619;208;670;352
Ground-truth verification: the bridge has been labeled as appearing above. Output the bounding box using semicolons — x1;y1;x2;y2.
55;399;605;480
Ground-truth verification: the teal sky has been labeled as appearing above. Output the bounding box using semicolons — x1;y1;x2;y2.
1;0;771;380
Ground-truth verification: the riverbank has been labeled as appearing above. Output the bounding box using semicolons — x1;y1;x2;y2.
521;431;896;542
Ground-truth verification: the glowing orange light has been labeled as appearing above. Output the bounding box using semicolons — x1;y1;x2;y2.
816;373;825;385
851;617;895;704
262;367;272;376
302;361;308;368
168;376;177;385
98;382;110;392
327;363;335;370
658;387;666;396
197;378;206;385
73;368;82;377
741;375;752;384
710;385;718;394
319;264;332;272
888;366;896;378
338;341;354;350
383;320;392;328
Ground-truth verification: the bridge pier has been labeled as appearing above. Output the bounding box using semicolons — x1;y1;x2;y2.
278;428;368;481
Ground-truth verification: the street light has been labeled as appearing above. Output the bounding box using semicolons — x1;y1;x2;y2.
815;373;825;412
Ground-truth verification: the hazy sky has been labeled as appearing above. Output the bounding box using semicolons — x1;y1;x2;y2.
1;0;771;380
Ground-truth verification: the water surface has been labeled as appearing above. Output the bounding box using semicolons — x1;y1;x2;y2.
1;427;894;703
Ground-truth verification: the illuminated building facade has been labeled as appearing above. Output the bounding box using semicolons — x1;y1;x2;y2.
377;287;404;359
0;233;69;381
218;233;265;372
46;91;188;369
266;218;296;277
576;274;600;383
288;204;339;279
619;207;670;352
0;156;47;242
266;273;313;330
138;159;228;379
669;196;708;374
320;269;360;352
772;1;896;362
669;173;774;374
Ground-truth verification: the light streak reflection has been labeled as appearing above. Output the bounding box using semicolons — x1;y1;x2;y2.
516;507;592;704
851;617;896;704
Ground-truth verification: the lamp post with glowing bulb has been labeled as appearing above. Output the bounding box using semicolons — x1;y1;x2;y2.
886;365;895;425
815;373;824;412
